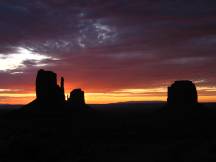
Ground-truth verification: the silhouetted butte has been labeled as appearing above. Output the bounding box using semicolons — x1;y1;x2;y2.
22;69;88;112
36;69;65;107
167;80;198;110
21;69;65;111
66;88;88;109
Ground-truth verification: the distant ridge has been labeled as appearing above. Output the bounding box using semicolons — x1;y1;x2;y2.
105;101;165;105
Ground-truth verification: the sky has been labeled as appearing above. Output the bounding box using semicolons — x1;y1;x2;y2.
0;0;216;104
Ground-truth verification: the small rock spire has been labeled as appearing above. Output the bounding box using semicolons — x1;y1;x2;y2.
60;77;65;100
61;77;64;92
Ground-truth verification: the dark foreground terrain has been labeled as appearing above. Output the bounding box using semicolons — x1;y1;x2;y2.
1;103;216;162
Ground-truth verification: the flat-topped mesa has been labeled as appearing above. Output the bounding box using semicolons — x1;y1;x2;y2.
167;80;198;106
66;88;86;107
36;69;65;107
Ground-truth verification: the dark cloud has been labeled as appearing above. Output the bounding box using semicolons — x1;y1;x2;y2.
0;0;216;101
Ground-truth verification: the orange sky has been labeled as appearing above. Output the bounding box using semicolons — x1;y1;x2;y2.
1;85;216;105
0;1;216;104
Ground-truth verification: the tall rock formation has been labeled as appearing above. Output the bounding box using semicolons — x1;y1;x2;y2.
35;69;65;108
167;80;198;106
66;88;86;108
22;69;89;112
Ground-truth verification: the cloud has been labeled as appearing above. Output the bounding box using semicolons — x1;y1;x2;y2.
0;0;216;103
0;89;22;93
0;47;58;72
114;88;167;94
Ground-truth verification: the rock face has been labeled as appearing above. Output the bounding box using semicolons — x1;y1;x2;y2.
66;88;86;108
36;69;65;107
22;69;89;112
167;80;198;106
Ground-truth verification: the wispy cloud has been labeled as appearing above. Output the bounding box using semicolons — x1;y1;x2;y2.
0;89;21;92
114;88;167;94
0;47;58;72
0;0;216;103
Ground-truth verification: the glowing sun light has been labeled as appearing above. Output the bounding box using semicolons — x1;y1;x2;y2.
0;47;57;72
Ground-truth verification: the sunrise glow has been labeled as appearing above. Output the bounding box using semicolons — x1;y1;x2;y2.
0;85;216;105
0;1;216;105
